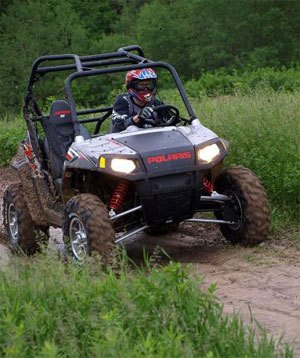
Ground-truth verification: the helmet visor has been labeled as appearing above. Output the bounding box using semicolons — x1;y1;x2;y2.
134;79;156;92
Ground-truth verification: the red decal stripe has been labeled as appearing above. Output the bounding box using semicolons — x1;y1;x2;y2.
66;153;73;161
54;110;71;116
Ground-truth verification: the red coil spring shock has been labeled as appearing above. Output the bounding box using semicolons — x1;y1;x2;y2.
202;178;214;193
109;180;130;212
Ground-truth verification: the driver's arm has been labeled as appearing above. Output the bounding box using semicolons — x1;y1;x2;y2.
132;114;140;124
112;95;136;132
112;95;155;131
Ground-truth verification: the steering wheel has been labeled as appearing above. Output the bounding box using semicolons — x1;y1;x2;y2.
152;104;180;126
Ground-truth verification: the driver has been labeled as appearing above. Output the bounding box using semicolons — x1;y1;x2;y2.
111;68;162;133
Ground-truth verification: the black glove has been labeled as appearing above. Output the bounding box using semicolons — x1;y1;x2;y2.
142;118;156;128
138;107;154;122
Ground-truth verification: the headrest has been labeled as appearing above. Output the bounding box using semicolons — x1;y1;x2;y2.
50;100;72;123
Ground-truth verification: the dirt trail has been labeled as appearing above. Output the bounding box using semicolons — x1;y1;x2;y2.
1;167;299;355
126;230;300;354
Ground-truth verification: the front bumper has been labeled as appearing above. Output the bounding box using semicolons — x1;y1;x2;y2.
136;172;202;225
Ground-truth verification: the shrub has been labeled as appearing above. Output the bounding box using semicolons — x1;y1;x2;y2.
185;67;300;98
0;115;25;165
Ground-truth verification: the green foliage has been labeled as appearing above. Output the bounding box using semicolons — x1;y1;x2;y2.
0;116;25;165
135;0;193;76
68;0;118;38
0;0;12;14
1;0;299;114
0;253;292;357
0;0;88;114
185;67;300;97
131;0;300;77
186;0;300;71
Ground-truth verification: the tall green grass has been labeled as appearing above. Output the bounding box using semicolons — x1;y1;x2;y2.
0;115;26;165
192;89;300;227
0;253;292;357
185;67;300;98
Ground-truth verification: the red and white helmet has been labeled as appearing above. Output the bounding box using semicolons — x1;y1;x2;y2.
126;68;157;104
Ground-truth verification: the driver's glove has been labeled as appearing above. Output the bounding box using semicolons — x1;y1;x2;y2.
142;118;156;128
138;107;154;123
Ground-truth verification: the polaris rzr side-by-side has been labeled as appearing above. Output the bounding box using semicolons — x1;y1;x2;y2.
3;45;270;260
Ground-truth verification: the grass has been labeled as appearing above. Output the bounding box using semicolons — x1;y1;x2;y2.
273;227;300;251
0;115;26;165
184;66;300;98
0;252;293;357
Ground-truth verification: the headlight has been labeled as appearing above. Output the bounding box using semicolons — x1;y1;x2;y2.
197;144;220;163
111;158;136;174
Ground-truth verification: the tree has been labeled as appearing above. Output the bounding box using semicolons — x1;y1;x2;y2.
133;0;300;76
0;0;299;114
68;0;118;38
0;0;12;14
0;0;87;112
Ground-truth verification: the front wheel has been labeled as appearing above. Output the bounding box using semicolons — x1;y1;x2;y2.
214;166;270;245
3;183;49;254
63;194;115;260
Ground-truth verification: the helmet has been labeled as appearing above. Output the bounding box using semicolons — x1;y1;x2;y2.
126;68;157;104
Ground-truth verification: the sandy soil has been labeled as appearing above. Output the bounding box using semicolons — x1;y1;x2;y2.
125;227;300;354
0;167;299;355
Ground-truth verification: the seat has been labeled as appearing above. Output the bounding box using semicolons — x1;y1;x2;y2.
42;100;90;181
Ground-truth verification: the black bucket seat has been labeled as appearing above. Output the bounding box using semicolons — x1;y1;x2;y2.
42;100;90;182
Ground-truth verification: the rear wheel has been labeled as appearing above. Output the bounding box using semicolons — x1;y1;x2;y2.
214;166;270;245
3;183;49;254
63;194;115;260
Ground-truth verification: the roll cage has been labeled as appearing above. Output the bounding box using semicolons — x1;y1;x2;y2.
23;45;197;160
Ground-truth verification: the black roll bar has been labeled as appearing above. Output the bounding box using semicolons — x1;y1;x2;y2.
24;45;197;142
64;61;196;136
35;58;136;75
26;54;83;94
26;46;146;92
118;45;145;57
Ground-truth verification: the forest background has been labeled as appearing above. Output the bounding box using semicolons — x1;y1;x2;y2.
0;0;299;113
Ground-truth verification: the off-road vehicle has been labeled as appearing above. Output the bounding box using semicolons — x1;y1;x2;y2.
3;45;270;259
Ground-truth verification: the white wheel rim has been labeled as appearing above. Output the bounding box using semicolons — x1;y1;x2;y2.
8;203;19;244
69;216;88;260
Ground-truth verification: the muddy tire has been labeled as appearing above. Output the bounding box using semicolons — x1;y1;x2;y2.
214;166;270;245
63;194;115;260
3;183;49;254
